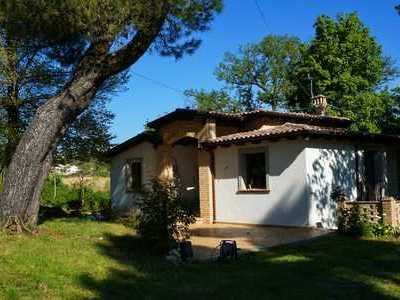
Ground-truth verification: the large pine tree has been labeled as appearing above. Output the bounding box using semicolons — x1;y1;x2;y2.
0;0;222;227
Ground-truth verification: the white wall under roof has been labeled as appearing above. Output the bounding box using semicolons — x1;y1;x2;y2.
305;141;358;228
110;142;157;212
213;139;360;229
214;140;310;227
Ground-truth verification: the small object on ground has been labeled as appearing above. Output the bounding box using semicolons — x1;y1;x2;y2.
166;248;181;264
179;240;193;262
94;214;107;221
218;240;238;260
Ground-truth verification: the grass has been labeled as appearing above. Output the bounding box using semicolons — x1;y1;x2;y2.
1;219;400;299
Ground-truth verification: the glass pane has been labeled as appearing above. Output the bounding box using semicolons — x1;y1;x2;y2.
245;152;266;189
131;161;142;189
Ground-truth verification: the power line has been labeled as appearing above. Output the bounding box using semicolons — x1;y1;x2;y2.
131;71;186;96
253;0;269;32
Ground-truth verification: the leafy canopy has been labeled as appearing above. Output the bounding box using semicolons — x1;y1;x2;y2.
215;35;303;111
188;12;399;133
0;0;222;164
291;13;397;132
0;0;223;61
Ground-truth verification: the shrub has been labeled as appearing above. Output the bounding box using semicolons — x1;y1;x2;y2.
333;188;373;237
79;187;111;215
40;175;111;216
41;175;79;207
370;223;399;238
334;189;399;238
136;178;196;253
113;208;140;229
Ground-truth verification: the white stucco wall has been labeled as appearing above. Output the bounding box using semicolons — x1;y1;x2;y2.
305;141;358;228
214;139;361;229
214;140;310;227
110;142;157;212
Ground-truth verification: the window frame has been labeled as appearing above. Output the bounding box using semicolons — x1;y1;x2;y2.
125;158;143;193
237;147;270;193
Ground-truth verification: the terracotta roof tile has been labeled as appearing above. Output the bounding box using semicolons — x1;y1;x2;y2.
203;123;400;145
148;108;352;129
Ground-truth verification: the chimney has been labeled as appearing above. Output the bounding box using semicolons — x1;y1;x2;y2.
312;95;328;115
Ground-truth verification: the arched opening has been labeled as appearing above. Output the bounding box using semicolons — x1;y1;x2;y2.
172;136;200;216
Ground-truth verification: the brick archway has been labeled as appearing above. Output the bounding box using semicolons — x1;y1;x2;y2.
155;118;216;223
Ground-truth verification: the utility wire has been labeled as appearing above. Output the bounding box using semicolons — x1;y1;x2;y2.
131;71;186;96
253;0;269;33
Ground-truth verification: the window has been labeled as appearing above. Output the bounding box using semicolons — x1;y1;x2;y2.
238;148;269;192
126;158;142;192
363;150;387;201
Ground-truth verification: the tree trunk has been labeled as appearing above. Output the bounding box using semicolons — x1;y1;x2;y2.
0;72;100;227
0;9;165;227
3;106;21;169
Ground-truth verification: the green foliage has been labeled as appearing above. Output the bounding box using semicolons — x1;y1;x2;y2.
1;220;400;298
136;178;196;253
0;27;126;168
216;35;303;110
0;0;222;169
185;89;243;112
41;175;79;208
188;35;303;112
187;13;399;134
334;187;399;238
40;174;110;215
337;203;400;238
0;1;223;60
337;203;371;237
113;208;140;229
74;160;110;178
291;13;397;132
371;223;399;238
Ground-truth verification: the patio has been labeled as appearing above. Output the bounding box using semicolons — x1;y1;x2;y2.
189;223;331;260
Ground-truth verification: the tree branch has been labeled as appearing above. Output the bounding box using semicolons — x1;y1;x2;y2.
103;4;169;77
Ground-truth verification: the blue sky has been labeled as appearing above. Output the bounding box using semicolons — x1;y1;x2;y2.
108;0;400;143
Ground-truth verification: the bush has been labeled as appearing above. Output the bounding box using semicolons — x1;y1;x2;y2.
136;178;196;254
40;175;111;217
113;208;140;229
334;189;399;238
337;203;372;237
79;187;111;215
370;223;400;238
41;175;79;207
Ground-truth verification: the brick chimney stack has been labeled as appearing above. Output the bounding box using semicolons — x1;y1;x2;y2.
312;95;328;115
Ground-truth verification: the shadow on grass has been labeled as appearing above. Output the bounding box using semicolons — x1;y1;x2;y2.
78;230;400;300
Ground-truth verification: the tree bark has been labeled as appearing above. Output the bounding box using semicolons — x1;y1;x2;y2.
3;105;21;168
0;71;101;226
0;5;167;227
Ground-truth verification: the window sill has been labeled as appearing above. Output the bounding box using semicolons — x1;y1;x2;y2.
237;189;271;194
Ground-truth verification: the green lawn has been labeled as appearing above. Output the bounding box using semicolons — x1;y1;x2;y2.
1;219;400;299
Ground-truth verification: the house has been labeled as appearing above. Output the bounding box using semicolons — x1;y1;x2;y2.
108;95;400;229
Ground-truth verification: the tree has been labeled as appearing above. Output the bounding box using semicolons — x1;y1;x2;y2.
0;31;127;169
184;88;243;112
290;13;396;132
55;98;115;163
0;0;222;227
187;35;303;112
379;87;400;134
215;35;303;111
